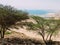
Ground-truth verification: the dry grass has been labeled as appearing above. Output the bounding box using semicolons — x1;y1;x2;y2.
0;31;60;45
0;31;42;45
4;31;30;39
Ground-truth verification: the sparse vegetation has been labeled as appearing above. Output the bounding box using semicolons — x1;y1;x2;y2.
0;4;29;38
0;4;29;45
5;31;11;35
25;16;60;45
0;4;60;45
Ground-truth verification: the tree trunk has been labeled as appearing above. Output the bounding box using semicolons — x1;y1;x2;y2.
42;37;47;45
40;34;46;45
1;29;5;38
46;33;50;41
49;32;53;41
1;28;6;45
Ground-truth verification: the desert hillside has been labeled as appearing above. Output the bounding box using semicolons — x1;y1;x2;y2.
10;17;60;41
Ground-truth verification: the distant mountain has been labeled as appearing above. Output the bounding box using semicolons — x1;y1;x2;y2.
26;10;54;15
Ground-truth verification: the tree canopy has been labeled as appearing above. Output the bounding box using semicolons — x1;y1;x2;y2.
0;4;29;38
25;16;60;44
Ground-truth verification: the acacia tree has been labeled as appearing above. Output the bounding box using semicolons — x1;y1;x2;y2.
0;4;29;39
25;16;60;44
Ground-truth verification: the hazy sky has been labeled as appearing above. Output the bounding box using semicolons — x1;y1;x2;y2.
0;0;60;11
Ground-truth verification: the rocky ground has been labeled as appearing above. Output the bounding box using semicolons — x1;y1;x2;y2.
0;31;43;45
0;31;60;45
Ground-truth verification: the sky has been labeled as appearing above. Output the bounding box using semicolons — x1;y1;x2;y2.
0;0;60;10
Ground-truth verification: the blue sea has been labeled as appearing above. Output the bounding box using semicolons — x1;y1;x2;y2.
26;10;54;15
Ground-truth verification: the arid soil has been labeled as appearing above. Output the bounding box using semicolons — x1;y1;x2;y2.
0;31;42;45
0;31;60;45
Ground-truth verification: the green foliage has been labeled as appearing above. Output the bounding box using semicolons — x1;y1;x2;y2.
0;4;29;38
26;16;60;42
5;31;11;35
0;4;29;28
